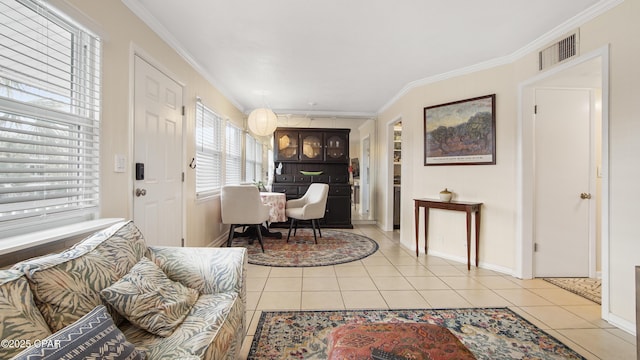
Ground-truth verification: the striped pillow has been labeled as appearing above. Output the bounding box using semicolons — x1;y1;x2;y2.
12;305;144;360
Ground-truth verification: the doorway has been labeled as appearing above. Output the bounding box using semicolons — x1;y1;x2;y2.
517;47;609;313
133;55;184;247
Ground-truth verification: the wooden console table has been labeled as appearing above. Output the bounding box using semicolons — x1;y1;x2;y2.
414;199;482;270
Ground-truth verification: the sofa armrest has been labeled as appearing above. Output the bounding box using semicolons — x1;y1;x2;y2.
148;246;247;296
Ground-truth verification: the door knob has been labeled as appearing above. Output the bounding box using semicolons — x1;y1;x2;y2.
580;192;591;199
135;188;147;197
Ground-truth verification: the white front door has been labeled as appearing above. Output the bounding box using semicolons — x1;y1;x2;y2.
133;56;183;247
533;88;591;277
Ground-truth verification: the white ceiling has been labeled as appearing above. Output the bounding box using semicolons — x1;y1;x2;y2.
124;0;604;117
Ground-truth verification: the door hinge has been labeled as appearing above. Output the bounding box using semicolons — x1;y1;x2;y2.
182;172;185;182
181;238;185;247
534;105;537;114
182;106;185;116
534;243;538;252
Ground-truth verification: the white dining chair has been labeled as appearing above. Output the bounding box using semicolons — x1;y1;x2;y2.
285;183;329;244
221;184;270;252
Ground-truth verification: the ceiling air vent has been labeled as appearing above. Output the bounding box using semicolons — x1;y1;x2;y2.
538;30;579;71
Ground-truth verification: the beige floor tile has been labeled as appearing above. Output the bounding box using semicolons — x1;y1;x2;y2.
605;328;637;346
246;265;271;278
246;277;267;292
268;267;303;278
509;306;552;330
455;289;513;307
301;291;345;310
264;277;302;292
493;289;554;306
381;290;430;309
338;276;377;291
256;291;301;310
558;328;637;360
417;256;451;266
563;305;615;328
373;276;414;291
303;277;340;291
440;276;487;290
528;288;596;306
405;276;450;290
384;256;423;266
519;306;597;329
246;291;260;310
334;265;369;277
364;265;403;277
543;329;599;360
361;256;393;266
246;310;262;336
424;265;467;277
418;290;472;308
303;266;336;277
474;276;524;289
342;290;387;309
395;265;434;277
507;278;558;289
239;336;253;360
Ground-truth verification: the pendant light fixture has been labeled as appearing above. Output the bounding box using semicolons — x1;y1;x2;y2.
247;107;278;137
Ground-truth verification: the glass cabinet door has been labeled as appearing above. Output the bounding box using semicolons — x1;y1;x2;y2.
275;130;299;161
300;132;324;161
325;132;349;162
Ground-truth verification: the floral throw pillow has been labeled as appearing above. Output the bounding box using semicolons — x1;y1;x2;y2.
100;257;199;337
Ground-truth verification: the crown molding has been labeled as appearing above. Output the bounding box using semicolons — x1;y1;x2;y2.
377;0;624;115
120;0;245;112
270;109;377;119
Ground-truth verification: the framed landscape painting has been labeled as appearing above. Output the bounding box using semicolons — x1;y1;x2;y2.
424;94;496;166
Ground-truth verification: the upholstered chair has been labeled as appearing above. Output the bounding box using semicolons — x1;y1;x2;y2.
285;183;329;243
221;185;270;252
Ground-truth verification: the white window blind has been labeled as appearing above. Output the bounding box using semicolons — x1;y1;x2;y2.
244;133;256;182
225;123;242;185
195;101;223;197
0;0;101;236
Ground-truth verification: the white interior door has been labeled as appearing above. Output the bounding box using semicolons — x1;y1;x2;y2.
133;56;183;247
534;88;591;277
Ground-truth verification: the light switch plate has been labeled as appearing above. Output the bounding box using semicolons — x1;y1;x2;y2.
114;154;126;173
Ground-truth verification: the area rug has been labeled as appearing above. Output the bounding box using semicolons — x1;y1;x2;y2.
248;308;586;360
543;277;601;304
232;229;378;267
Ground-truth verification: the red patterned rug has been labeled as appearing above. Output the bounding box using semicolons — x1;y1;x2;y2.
328;322;476;359
231;229;379;267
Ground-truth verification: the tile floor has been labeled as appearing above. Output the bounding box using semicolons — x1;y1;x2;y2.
239;225;636;359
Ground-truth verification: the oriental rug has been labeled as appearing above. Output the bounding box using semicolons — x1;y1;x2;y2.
543;277;602;304
232;229;378;267
248;308;586;360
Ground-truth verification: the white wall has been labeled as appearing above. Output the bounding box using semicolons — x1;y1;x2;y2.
376;0;640;328
61;0;244;248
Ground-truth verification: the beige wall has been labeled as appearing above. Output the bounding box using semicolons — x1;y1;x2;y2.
377;1;639;328
61;0;244;248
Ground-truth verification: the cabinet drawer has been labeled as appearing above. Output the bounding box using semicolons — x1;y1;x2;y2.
294;175;311;183
330;175;349;184
272;185;297;196
275;174;294;183
311;174;329;183
329;185;351;196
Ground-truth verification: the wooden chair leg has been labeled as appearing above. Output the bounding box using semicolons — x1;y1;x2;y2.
293;219;299;236
286;219;295;242
255;224;265;253
316;219;322;238
311;219;318;244
227;224;236;247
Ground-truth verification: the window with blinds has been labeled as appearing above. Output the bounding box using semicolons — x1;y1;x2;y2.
0;0;101;236
244;133;263;183
225;123;242;185
195;101;223;198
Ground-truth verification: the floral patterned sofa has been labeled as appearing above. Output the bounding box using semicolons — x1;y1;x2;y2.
1;221;246;360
